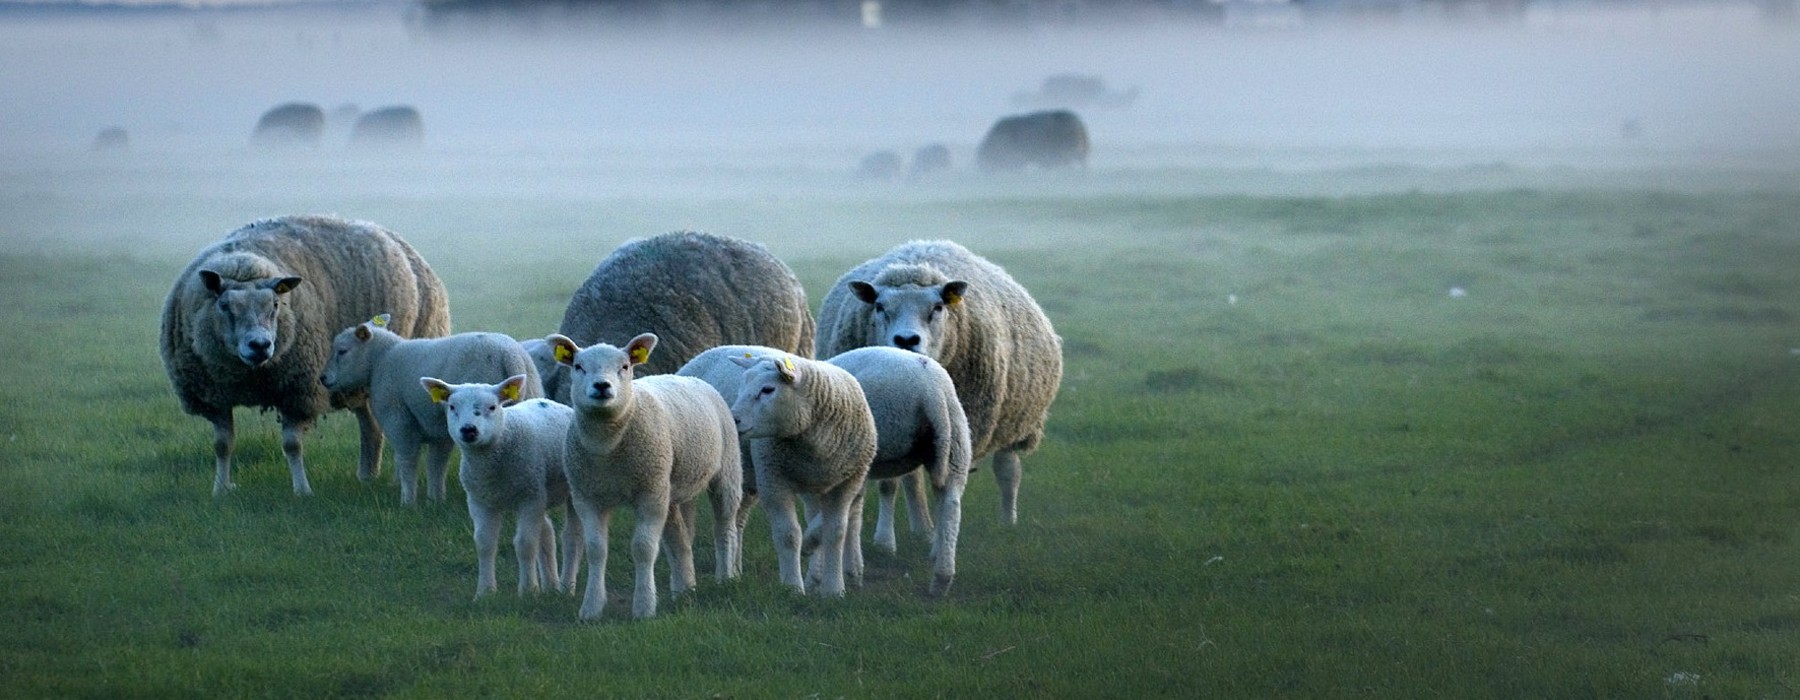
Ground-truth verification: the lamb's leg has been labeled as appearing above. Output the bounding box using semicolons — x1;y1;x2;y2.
764;482;805;594
424;439;454;503
812;482;858;597
710;483;741;580
845;485;866;589
661;501;696;596
279;416;313;497
209;413;236;496
732;491;757;575
575;499;610;620
559;504;583;595
630;495;669;619
392;435;422;506
873;478;899;554
351;403;383;482
800;494;825;590
993;450;1022;525
469;499;502;598
513;505;546;595
537;512;560;592
901;468;934;535
928;479;965;598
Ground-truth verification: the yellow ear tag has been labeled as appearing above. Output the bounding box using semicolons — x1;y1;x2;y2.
554;344;574;364
944;291;963;307
630;346;650;366
427;385;451;404
783;357;796;372
500;382;520;403
370;314;389;328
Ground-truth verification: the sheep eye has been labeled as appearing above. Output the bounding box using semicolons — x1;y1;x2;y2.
873;303;884;314
759;386;774;396
932;303;945;314
573;363;584;372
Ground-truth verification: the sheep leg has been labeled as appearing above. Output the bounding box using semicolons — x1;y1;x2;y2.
811;482;859;598
844;485;866;589
537;511;561;592
392;436;423;506
710;481;741;580
872;479;899;554
732;491;757;575
800;494;825;590
630;494;669;619
764;481;805;594
279;416;313;497
513;504;546;595
423;439;454;503
209;413;236;496
559;504;583;595
993;450;1022;525
661;500;696;597
351;403;383;482
575;499;610;620
468;498;501;598
901;468;934;534
928;478;965;598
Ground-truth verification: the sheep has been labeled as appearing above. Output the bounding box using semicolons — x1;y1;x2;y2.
547;332;742;620
518;337;568;406
826;346;971;597
728;352;877;597
160;215;450;497
319;314;543;505
420;374;580;598
976;109;1090;171
816;239;1062;527
252;102;325;148
349;105;424;150
675;345;779;548
551;231;814;402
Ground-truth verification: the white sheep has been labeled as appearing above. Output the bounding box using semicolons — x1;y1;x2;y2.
816;240;1063;527
548;332;743;620
675;344;782;542
728;352;877;597
320;314;543;505
420;375;581;598
827;346;971;597
518;338;568;406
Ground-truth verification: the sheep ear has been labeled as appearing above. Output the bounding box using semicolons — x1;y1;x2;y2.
199;270;225;294
849;281;880;305
354;324;372;341
729;353;758;369
626;333;657;367
370;313;390;328
420;377;452;404
777;356;801;384
498;375;527;405
546;334;579;366
941;281;969;307
269;276;303;295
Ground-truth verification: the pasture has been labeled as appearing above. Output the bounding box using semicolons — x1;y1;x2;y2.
2;152;1798;697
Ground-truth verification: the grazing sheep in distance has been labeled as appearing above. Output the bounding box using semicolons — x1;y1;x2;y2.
421;374;579;598
160;215;451;496
728;352;877;597
816;240;1062;526
350;105;424;150
908;143;952;179
548;333;742;620
553;231;814;399
827;346;971;597
320;315;543;505
252;102;326;148
977;109;1090;171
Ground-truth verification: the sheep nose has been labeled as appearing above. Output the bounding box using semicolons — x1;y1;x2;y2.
247;338;272;354
459;425;479;441
893;334;921;350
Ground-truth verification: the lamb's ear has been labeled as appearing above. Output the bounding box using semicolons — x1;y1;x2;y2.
354;323;373;341
546;334;580;366
497;374;527;406
625;333;658;367
941;281;969;307
269;277;303;295
369;313;391;328
199;270;225;294
729;352;759;369
849;281;880;305
420;377;453;404
776;356;801;384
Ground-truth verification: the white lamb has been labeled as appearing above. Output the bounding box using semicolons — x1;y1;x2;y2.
420;374;581;599
319;314;543;505
728;352;877;597
827;346;971;597
547;332;743;620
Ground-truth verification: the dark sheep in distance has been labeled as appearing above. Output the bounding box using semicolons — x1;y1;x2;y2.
976;109;1090;172
252;102;326;148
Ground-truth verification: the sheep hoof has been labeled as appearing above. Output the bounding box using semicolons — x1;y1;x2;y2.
928;574;954;598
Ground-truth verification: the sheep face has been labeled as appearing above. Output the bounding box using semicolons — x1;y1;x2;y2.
421;375;526;448
729;356;808;440
549;333;656;417
200;270;301;367
318;316;389;392
848;279;969;359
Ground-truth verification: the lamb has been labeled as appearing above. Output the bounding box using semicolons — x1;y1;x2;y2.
160;215;450;496
826;346;971;597
675;345;780;544
547;333;742;620
518;337;568;407
550;231;814;402
320;314;543;505
728;352;877;597
420;375;579;598
816;240;1062;527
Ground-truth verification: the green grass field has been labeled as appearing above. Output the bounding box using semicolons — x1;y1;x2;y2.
2;159;1798;697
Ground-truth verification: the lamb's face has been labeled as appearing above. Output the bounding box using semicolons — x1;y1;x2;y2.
202;271;300;367
849;280;969;360
440;386;507;448
566;344;635;414
731;359;807;439
319;323;376;392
